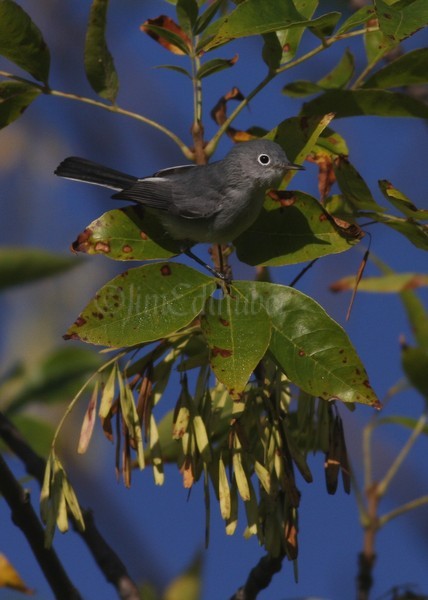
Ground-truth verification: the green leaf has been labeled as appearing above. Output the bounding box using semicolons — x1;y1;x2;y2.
378;180;428;220
364;28;390;66
84;0;119;102
64;263;216;347
198;0;314;52
268;112;335;168
301;89;428;119
154;64;192;78
0;247;79;291
283;50;355;97
0;0;50;83
375;0;428;47
317;49;355;89
401;345;428;401
400;290;428;350
71;207;182;261
0;81;41;129
4;347;102;415
366;213;428;250
235;191;359;267
333;158;384;212
196;55;238;79
234;282;380;407
201;292;271;394
195;0;226;35
9;415;54;457
363;48;428;89
282;80;323;98
306;11;341;39
336;6;377;35
276;0;318;64
331;273;428;293
176;0;198;36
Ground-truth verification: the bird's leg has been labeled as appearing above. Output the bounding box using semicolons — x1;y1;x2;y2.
209;244;232;282
183;248;229;281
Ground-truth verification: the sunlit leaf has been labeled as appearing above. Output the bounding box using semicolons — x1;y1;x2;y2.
0;81;41;130
276;0;318;64
378;180;428;220
71;207;182;261
201;292;271;394
333;157;384;212
77;381;99;454
331;273;428;294
375;0;428;47
64;263;216;347
364;212;428;250
0;0;50;83
232;282;381;407
0;553;32;593
84;0;119;102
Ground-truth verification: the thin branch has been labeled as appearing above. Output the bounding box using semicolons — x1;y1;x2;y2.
0;412;141;600
0;451;82;600
377;411;428;498
205;26;378;156
229;553;285;600
0;70;192;160
379;495;428;527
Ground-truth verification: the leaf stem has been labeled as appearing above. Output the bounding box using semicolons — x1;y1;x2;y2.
379;495;428;527
205;25;379;156
377;410;428;498
0;70;193;160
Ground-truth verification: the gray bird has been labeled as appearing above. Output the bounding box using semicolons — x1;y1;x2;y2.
55;139;304;277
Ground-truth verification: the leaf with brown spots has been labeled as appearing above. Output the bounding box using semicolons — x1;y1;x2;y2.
231;281;381;408
65;263;216;348
201;291;271;395
141;16;191;55
71;207;182;261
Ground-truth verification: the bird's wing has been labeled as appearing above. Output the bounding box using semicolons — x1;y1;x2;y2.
112;174;222;220
152;165;196;177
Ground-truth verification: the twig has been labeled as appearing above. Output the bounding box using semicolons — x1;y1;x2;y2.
0;411;141;600
377;411;428;498
0;70;192;160
380;495;428;527
229;553;285;600
0;451;82;600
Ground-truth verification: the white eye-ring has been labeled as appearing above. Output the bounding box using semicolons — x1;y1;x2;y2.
258;153;271;166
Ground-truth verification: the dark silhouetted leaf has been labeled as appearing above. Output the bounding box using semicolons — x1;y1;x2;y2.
197;55;238;79
0;0;50;83
84;0;119;102
176;0;198;36
334;157;384;212
363;48;428;89
301;89;428;119
0;247;79;291
235;191;360;267
0;81;41;129
401;345;428;401
195;0;226;35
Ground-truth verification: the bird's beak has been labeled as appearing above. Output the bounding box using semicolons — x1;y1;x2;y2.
286;162;305;170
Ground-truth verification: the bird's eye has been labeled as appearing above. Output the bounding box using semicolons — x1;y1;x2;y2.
258;154;271;166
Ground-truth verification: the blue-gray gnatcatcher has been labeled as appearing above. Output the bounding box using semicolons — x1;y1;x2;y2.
55;139;304;277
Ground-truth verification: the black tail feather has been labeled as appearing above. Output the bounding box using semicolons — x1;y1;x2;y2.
54;157;138;191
